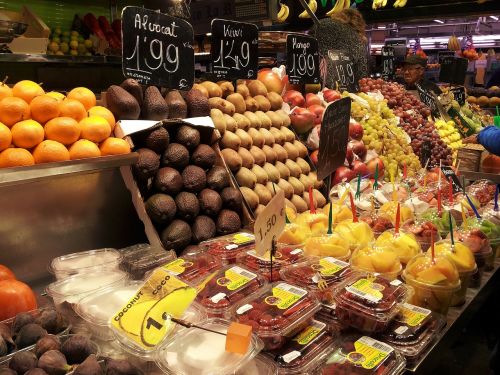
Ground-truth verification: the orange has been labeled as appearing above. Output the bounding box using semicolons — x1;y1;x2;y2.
79;115;111;143
45;117;81;145
32;140;70;164
99;137;131;156
30;94;61;124
0;123;12;151
0;148;34;168
46;91;65;101
12;80;44;104
0;97;31;127
0;82;12;101
69;139;101;160
67;87;96;111
58;99;87;121
11;120;44;149
88;106;115;131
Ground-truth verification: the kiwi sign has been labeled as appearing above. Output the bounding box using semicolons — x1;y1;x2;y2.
121;6;195;90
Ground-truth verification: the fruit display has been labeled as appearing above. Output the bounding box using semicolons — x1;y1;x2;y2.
466;86;500;109
467;180;498;207
47;29;94;57
434;119;462;158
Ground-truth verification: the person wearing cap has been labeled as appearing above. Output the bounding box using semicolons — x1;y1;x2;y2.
401;55;441;94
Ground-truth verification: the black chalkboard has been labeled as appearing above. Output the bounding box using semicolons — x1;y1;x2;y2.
439;56;468;85
421;140;432;168
450;86;466;106
317;97;351;180
416;83;440;119
286;34;320;85
326;50;359;93
210;18;258;80
381;46;395;81
441;165;462;193
121;6;195;90
438;51;455;64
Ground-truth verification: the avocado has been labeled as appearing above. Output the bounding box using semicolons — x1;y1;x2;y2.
145;194;176;225
181;165;206;193
161;219;192;253
191;144;216;169
142;86;169;121
106;85;140;120
137;126;169;153
206;166;230;191
216;209;241;235
165;90;188;119
176;125;200;150
175;192;200;221
120;78;143;106
220;187;242;211
133;148;160;180
154;167;183;195
198;189;222;216
186;89;210;117
191;216;216;243
162;143;189;170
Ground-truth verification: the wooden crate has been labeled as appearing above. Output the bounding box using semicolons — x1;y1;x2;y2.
457;144;484;172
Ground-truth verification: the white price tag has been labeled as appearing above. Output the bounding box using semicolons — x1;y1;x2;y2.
253;190;286;256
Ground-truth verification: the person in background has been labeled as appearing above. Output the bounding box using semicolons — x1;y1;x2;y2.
463;125;500;156
400;55;441;94
312;9;368;88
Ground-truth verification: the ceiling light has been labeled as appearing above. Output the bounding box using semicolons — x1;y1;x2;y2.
206;33;212;36
378;26;386;29
490;16;499;21
434;19;444;24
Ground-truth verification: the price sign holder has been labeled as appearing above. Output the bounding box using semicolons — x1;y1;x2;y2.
439;56;468;86
210;18;258;81
416;83;440;119
326;50;359;93
286;34;320;85
381;46;395;81
317;97;351;180
421;141;432;168
121;6;195;90
110;269;197;352
441;165;463;193
254;190;285;262
450;86;466;106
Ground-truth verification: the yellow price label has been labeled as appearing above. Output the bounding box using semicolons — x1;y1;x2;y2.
348;336;393;369
346;278;384;303
110;268;197;350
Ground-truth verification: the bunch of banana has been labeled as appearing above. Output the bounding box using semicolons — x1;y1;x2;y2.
448;36;461;51
277;2;290;23
372;0;387;9
393;0;407;7
299;0;318;18
326;0;351;16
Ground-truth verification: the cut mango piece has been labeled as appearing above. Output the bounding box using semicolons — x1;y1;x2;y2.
371;251;399;273
225;322;252;354
416;267;447;285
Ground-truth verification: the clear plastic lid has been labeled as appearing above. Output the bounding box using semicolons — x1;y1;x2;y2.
303;233;350;259
154;318;263;375
196;265;267;316
321;335;406;375
350;247;402;280
232;282;321;338
419;208;456;236
450;228;491;255
466;179;497;206
402;219;440;244
374;229;422;264
120;244;176;279
479;204;500;227
294;211;329;236
235;355;278;375
430;240;476;273
465;216;500;242
201;232;255;262
270;319;334;374
379;201;415;225
334;220;374;251
278;223;309;246
403;253;461;287
49;248;122;278
161;252;222;284
360;213;394;234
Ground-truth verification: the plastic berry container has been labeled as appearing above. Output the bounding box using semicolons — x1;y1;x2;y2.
119;244;176;280
270;319;335;374
161;252;222;285
236;245;305;282
232;282;321;350
196;265;267;318
333;274;413;333
321;335;406;375
314;303;346;334
377;303;446;367
235;355;278;375
200;232;256;265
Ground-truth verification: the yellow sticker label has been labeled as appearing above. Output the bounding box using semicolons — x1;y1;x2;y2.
110;268;197;350
266;282;307;310
220;266;257;291
233;232;255;245
398;303;431;327
346;278;384;303
162;258;192;276
319;257;348;276
348;336;393;369
294;320;326;345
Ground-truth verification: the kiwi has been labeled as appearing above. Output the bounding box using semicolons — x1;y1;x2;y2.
235;167;257;189
237;84;250;98
254;204;266;218
244;111;262;129
296;157;311;174
313;189;327;208
192;83;209;98
233;113;251;131
220;130;241;150
255;111;272;129
259;128;275;146
218;81;235;98
291;194;308;213
267;92;284;111
294;140;308;158
251;164;269;185
288;176;305;196
240;186;259;210
280;126;295;143
275;161;290;179
285;159;302;178
276;109;291;127
266;181;280;196
269;127;285;145
265;111;283;128
250;146;266;166
210;108;226;135
247;128;265;148
209;98;235;115
309;171;324;189
262;145;277;164
299;174;313;190
235;128;253;149
221;148;242;172
201;81;223;97
253;95;271;112
224;114;238;132
238;147;255;169
272;144;288;163
254;184;273;205
226;93;246;113
277;178;294;200
283;142;299;160
244;97;259;112
263;162;280;183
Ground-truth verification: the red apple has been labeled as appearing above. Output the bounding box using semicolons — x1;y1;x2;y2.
283;90;305;107
367;158;385;179
258;69;284;94
305;93;321;107
308;104;325;125
349;140;367;160
332;166;355;185
323;89;341;103
345;145;354;166
290;107;315;134
349;121;364;141
351;160;369;177
310;150;319;165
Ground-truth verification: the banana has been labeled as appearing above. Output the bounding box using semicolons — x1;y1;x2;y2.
277;3;290;23
343;0;351;9
394;0;407;7
299;0;318;18
326;0;345;16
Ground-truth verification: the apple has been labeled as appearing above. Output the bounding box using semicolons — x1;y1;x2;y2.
257;69;284;94
352;159;369;177
283;90;305;107
367;157;385;179
332;166;355;185
310;150;319;165
345;145;354;166
308;104;325;125
323;89;341;103
349;121;364;141
290;107;315;134
306;93;321;107
349;140;367;160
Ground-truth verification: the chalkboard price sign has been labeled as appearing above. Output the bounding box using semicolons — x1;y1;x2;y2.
121;6;195;90
286;34;320;85
327;50;359;93
441;165;462;193
381;46;395;81
210;19;258;80
450;86;466;106
416;83;440;119
317;97;351;180
439;56;468;85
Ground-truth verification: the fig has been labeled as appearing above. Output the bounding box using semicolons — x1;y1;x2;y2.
9;351;38;375
12;312;35;334
25;369;49;375
35;335;61;357
0;323;15;351
35;310;64;334
38;350;71;375
61;336;96;365
15;323;47;349
0;368;17;375
0;336;8;356
73;355;102;375
105;359;139;375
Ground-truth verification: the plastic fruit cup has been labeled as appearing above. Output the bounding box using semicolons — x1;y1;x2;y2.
334;220;374;252
278;223;309;246
350;247;403;281
375;229;422;265
303;233;350;260
470;246;494;289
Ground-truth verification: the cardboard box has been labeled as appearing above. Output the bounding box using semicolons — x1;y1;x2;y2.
4;6;49;54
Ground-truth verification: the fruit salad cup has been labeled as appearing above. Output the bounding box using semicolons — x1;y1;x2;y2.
360;212;394;238
402;254;460;314
350;247;402;281
232;282;321;350
278;223;309;246
161;252;222;285
200;232;255;265
332;274;413;333
466;179;497;207
380;183;410;202
334;220;375;253
303;233;351;260
379;201;414;225
473;209;500;258
403;219;441;252
322;202;353;225
419;208;456;239
295;210;330;236
375;229;421;265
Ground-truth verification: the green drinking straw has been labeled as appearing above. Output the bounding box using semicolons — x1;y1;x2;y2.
373;164;379;190
328;200;333;234
494;106;500;127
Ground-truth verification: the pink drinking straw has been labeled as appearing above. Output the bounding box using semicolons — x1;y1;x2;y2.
395;203;401;235
349;192;358;223
431;231;435;264
309;186;316;214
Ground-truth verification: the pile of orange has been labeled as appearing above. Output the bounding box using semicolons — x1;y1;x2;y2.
0;80;130;169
